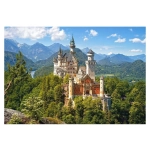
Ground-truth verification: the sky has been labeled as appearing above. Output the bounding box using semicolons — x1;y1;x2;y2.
4;26;146;56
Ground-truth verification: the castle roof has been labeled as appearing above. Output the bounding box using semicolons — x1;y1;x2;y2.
87;49;94;54
67;51;77;62
70;35;75;48
58;47;62;55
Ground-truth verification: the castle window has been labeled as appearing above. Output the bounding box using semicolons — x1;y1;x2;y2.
86;90;89;94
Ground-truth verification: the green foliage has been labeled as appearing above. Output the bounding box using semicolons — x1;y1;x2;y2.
129;101;145;124
110;99;130;124
4;53;146;124
5;51;34;110
34;66;53;77
54;85;65;103
104;77;119;95
63;74;69;84
45;102;63;118
7;114;22;124
21;97;44;121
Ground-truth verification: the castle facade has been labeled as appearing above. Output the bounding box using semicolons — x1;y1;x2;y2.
53;36;106;103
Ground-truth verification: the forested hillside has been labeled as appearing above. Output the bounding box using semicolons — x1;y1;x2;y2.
95;60;145;81
4;51;37;71
4;52;146;124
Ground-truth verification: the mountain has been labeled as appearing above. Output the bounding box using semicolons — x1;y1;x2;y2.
48;43;69;53
27;42;54;61
17;43;31;56
119;60;145;79
128;54;146;62
5;38;146;64
95;53;107;61
4;39;55;62
96;60;145;80
4;38;20;53
109;54;133;64
82;47;107;61
35;48;87;69
82;47;90;54
97;57;114;66
4;51;37;70
98;54;134;65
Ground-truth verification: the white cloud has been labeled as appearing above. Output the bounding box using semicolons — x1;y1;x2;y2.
107;33;117;38
115;38;126;43
129;28;133;32
4;26;67;41
108;52;113;55
83;36;88;41
141;38;146;43
129;38;146;43
5;27;47;40
130;49;142;52
47;26;66;41
90;29;98;36
85;30;88;33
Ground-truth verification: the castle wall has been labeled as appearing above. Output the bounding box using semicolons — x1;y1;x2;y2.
73;83;100;96
85;61;96;81
74;84;83;95
92;85;100;94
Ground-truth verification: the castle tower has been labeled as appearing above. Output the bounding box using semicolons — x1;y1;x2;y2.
69;77;74;100
53;57;57;75
100;76;104;98
58;47;62;67
85;49;96;81
70;35;75;52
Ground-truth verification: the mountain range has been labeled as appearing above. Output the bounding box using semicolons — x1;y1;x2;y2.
4;38;146;70
4;39;70;62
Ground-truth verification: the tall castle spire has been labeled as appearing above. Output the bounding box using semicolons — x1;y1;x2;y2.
70;35;75;52
58;46;62;55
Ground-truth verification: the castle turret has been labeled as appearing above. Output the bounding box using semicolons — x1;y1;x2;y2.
69;77;74;100
100;76;104;98
70;35;75;52
58;47;62;67
85;49;96;81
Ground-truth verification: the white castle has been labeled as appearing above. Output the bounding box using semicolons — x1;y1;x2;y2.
53;36;111;110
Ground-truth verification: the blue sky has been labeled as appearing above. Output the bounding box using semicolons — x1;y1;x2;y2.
4;26;146;56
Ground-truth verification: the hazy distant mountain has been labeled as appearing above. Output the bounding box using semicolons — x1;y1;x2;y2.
4;39;20;53
17;43;31;56
4;38;146;64
82;47;90;54
98;54;134;65
48;43;69;53
81;47;107;61
97;57;114;66
128;54;146;62
27;42;54;61
110;54;133;63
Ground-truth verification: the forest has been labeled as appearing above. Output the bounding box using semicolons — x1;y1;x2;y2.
4;52;146;124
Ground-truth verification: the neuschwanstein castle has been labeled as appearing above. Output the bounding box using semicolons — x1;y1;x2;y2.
53;36;111;110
